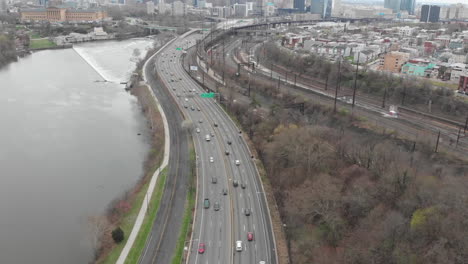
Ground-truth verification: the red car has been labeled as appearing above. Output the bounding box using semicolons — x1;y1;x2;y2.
198;243;206;254
247;232;254;241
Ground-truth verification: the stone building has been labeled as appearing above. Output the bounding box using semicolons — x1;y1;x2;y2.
20;6;107;22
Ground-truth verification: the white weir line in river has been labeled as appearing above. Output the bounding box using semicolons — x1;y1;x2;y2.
72;47;114;83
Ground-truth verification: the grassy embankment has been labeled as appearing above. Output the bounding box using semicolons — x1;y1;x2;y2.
171;144;196;264
98;168;167;264
29;39;56;49
97;81;166;264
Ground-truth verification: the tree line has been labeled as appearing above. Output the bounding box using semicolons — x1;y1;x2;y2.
213;49;468;263
0;34;17;68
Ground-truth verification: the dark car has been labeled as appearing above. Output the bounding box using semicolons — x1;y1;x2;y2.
233;180;239;187
241;182;247;189
214;123;218;127
225;150;230;155
227;140;232;145
212;177;217;184
204;198;210;209
222;188;228;195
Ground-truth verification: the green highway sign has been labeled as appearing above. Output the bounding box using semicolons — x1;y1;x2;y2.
176;47;182;50
202;28;209;31
200;92;215;98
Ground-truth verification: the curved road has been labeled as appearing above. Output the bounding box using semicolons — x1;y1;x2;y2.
151;31;276;264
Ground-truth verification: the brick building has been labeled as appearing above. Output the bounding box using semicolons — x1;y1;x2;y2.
380;51;410;73
20;6;107;22
459;75;468;93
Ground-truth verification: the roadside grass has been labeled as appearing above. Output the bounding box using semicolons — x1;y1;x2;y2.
98;167;167;264
428;79;458;90
171;144;196;264
124;168;167;264
30;39;56;49
30;33;42;39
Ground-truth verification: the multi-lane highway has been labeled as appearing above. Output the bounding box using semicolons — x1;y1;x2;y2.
147;31;276;264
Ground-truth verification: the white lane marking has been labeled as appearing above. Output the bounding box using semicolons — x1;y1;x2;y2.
244;225;246;231
253;223;256;231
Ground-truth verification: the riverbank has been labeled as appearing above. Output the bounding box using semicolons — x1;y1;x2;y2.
94;34;175;263
95;81;166;263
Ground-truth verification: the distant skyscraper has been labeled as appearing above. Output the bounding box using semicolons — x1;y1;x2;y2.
310;0;333;18
293;0;305;12
384;0;415;15
420;5;440;22
38;0;49;7
400;0;415;15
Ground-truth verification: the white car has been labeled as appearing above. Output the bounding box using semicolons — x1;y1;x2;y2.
209;157;214;163
236;240;242;252
235;160;240;166
196;128;200;133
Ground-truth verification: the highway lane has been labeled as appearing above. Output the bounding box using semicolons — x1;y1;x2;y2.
155;31;275;264
157;33;232;264
139;33;192;264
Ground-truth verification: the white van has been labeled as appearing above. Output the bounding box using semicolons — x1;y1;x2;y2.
205;135;211;141
236;240;242;252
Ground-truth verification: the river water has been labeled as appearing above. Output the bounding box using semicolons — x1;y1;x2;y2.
0;38;155;264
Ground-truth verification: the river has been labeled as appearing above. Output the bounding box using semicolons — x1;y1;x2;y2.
0;38;156;264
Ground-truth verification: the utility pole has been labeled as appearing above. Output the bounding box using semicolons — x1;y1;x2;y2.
402;85;407;105
382;87;387;108
277;76;281;90
435;130;441;153
464;116;468;133
294;74;297;87
248;73;251;97
270;63;273;79
325;74;329;91
334;59;342;113
352;52;360;108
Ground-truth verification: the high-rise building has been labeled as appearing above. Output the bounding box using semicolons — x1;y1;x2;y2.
310;0;333;18
293;0;305;12
400;0;415;15
420;5;440;22
384;0;415;15
38;0;49;7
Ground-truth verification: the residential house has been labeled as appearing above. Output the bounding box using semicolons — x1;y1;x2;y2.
401;59;436;77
